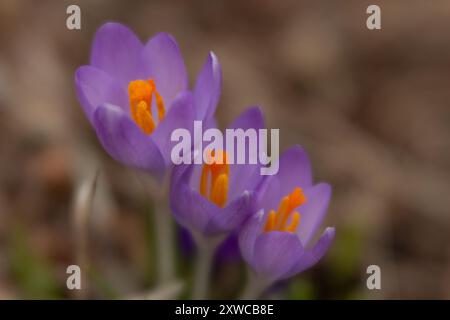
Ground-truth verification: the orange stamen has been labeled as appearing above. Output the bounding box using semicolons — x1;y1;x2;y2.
211;173;228;208
285;212;300;232
264;210;277;232
128;79;165;134
155;91;165;121
264;187;307;233
135;101;155;134
199;150;229;207
275;196;290;229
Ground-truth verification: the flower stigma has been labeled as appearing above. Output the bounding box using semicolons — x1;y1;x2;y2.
128;79;165;134
264;187;307;233
200;150;229;208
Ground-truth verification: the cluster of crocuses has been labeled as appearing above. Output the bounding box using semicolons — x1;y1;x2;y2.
75;23;335;299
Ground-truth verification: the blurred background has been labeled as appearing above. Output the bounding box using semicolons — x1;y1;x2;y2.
0;0;450;299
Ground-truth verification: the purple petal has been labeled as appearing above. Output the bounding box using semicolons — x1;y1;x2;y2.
93;103;165;176
90;22;143;84
171;163;191;187
282;227;335;279
227;106;265;131
258;145;313;213
253;231;304;281
205;191;253;235
170;165;218;233
298;182;332;245
75;66;128;124
238;210;265;263
178;226;195;256
215;232;241;262
193;52;222;121
141;33;188;108
226;107;266;200
151;91;195;166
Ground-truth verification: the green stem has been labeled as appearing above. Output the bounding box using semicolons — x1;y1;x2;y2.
239;271;270;299
153;199;176;284
136;171;176;285
191;233;224;299
191;240;215;299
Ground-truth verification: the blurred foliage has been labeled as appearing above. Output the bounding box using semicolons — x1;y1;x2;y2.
144;204;156;286
9;224;61;299
328;224;364;281
288;278;316;300
87;266;120;299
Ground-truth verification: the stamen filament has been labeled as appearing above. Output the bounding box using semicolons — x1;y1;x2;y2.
276;197;290;229
264;210;277;232
285;212;300;232
200;166;209;198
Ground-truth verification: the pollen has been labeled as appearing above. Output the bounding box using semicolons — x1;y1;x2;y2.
264;187;306;233
128;79;165;134
200;150;229;208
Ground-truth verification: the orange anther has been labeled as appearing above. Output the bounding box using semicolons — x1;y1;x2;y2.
128;79;165;134
199;150;229;208
264;187;306;233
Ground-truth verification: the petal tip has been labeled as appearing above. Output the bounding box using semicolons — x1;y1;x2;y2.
155;31;174;43
247;106;265;125
209;51;221;79
316;182;332;199
100;21;134;31
324;226;336;240
288;144;309;158
94;21;140;41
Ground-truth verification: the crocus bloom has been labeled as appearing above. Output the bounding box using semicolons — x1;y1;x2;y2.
170;107;266;237
239;146;335;283
75;23;221;177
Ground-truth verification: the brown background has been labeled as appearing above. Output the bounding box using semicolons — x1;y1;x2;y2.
0;0;449;299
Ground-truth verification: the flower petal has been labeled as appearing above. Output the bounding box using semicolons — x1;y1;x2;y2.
281;227;335;279
298;182;332;245
93;103;165;176
90;22;143;84
225;107;266;200
227;106;265;132
141;33;188;108
193;52;222;121
238;210;265;263
75;66;128;124
205;191;254;235
171;163;191;187
170;165;217;233
151;91;195;166
258;145;313;212
253;231;304;281
216;232;241;262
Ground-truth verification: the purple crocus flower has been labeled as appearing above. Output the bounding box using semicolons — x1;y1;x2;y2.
75;22;221;178
239;146;335;285
170;107;265;237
